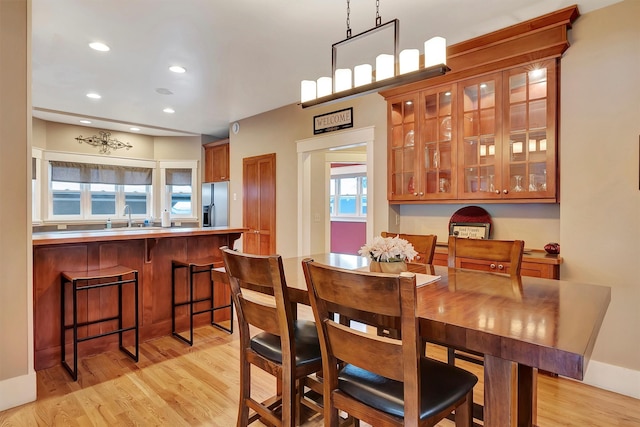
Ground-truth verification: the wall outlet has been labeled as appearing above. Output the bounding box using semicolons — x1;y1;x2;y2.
314;213;321;222
174;221;181;227
395;214;400;225
57;224;67;230
233;193;237;201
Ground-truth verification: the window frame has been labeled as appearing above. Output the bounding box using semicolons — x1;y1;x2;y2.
42;151;156;224
330;164;367;221
159;161;199;220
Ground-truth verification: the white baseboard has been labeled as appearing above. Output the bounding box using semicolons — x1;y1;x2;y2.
583;360;640;399
0;371;37;412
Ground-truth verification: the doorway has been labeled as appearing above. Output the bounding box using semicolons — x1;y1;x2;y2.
296;126;375;256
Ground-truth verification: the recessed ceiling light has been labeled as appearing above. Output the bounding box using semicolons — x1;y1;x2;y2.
89;42;110;52
156;88;173;95
130;127;140;131
86;93;101;99
169;65;186;73
79;120;91;124
163;108;175;114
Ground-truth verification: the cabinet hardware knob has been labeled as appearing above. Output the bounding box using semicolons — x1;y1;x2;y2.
498;264;504;270
495;190;501;194
503;189;508;194
419;192;424;196
490;263;496;269
413;192;419;196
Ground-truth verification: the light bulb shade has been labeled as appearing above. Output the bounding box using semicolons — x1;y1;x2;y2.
317;76;332;97
354;64;373;87
424;36;447;67
334;68;353;92
375;54;395;81
399;49;419;74
300;80;317;103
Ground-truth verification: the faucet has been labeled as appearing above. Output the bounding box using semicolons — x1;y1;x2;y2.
124;204;132;227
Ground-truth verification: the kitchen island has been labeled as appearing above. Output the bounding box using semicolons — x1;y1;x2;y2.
32;227;246;370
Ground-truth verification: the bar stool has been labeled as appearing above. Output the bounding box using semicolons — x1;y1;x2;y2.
60;265;139;381
171;257;233;345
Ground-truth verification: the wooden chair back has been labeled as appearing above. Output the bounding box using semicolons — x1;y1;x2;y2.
222;247;307;427
447;235;524;277
222;248;294;340
381;232;437;265
302;259;427;425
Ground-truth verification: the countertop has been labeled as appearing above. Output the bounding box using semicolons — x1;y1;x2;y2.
32;226;248;246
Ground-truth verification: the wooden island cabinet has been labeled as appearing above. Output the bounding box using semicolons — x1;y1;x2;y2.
32;227;245;370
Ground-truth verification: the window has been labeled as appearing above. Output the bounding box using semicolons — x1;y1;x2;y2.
48;160;152;221
330;173;367;218
163;167;195;218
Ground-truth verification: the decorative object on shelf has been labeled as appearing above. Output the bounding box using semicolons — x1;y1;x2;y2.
359;235;417;273
544;242;560;254
300;0;449;108
75;131;132;154
449;206;493;239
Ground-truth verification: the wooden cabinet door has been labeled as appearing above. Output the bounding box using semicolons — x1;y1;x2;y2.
457;73;503;200
204;142;229;182
243;153;276;255
388;93;420;201
501;60;557;200
419;84;457;200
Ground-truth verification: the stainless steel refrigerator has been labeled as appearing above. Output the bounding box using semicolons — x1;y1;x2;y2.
202;182;229;227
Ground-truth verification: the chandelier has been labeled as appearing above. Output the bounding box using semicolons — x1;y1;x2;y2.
76;131;133;154
300;0;449;108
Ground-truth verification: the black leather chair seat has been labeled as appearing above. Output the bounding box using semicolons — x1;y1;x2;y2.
338;357;478;419
250;320;322;367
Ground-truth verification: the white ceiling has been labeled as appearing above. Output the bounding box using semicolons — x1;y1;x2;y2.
31;0;621;138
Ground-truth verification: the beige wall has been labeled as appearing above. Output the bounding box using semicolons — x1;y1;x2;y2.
32;119;203;161
0;0;36;410
559;0;640;372
228;95;387;258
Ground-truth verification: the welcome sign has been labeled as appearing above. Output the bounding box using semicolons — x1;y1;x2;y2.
313;108;353;134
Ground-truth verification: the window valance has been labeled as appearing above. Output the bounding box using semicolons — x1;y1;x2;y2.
50;161;152;185
165;168;192;186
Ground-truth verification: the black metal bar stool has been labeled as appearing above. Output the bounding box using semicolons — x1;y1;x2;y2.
60;265;139;381
171;257;233;345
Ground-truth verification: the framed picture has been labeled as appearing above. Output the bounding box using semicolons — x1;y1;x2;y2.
449;222;491;239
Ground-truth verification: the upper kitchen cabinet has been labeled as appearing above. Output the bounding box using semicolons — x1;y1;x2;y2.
382;5;578;204
204;140;229;182
457;61;557;201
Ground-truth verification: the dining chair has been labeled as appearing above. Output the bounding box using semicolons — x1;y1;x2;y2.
221;247;323;427
302;258;478;427
381;232;438;266
446;235;524;421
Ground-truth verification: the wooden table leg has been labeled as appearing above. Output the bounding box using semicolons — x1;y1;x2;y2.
484;354;518;427
484;355;537;427
517;365;537;427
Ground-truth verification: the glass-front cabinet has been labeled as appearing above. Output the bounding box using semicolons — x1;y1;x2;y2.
388;94;418;201
387;59;557;203
502;61;556;199
458;73;501;200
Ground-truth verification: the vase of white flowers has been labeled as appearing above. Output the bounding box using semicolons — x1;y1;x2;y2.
358;236;418;274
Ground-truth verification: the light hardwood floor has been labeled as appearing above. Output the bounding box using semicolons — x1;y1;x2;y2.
2;311;639;426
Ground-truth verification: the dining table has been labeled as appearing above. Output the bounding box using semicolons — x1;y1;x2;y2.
276;253;611;427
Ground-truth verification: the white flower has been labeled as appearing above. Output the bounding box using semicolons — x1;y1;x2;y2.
358;236;418;262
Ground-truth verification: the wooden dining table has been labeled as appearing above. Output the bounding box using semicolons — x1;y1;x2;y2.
277;253;611;427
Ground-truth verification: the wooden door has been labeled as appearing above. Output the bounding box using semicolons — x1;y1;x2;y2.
243;153;276;255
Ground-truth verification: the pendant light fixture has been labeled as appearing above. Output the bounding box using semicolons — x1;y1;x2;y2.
300;0;449;108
